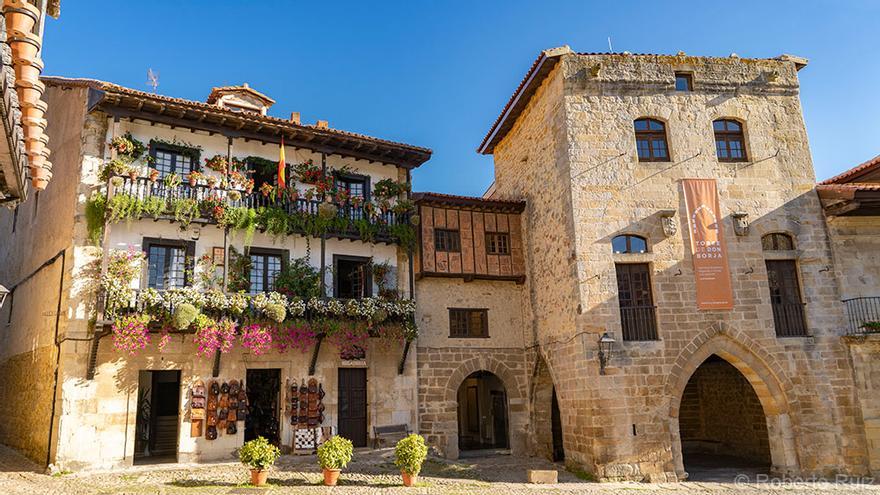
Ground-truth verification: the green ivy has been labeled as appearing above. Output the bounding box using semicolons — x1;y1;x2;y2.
107;193;144;223
84;192;107;246
390;222;417;251
222;206;258;247
170;198;199;228
142;196;166;218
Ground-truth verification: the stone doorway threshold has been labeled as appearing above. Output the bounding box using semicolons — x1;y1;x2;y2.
684;454;769;482
458;448;511;459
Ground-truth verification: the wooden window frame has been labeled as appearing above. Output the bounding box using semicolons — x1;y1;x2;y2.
334;171;371;202
485;232;511;255
247;247;289;294
434;228;462;253
713;119;748;162
142;237;196;289
332;254;373;299
674;72;693;92
448;308;489;338
148;140;202;177
614;262;659;341
634;118;671;162
612;234;649;254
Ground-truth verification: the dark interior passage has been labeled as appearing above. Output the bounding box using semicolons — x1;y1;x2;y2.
679;355;771;479
457;371;509;451
245;369;281;445
134;370;180;464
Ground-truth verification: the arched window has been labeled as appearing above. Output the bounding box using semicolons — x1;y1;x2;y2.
713;119;747;162
612;234;648;254
634;118;670;162
762;233;794;251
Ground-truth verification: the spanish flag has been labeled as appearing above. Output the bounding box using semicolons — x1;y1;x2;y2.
277;136;286;195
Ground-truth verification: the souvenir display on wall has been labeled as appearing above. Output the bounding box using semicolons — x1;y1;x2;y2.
190;380;206;437
193;379;247;440
287;378;327;453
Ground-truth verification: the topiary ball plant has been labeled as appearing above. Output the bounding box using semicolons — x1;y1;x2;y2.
394;434;428;476
173;303;199;330
317;435;353;471
264;303;287;323
240;436;281;487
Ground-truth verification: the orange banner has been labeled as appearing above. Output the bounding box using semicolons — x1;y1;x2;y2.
682;179;734;310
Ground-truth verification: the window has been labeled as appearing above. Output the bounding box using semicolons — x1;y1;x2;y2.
713;119;747;162
334;255;372;299
765;260;807;337
144;239;194;290
336;173;369;220
612;234;648;254
249;249;286;294
434;229;461;252
615;263;658;340
674;72;693;92
449;308;488;338
486;232;510;255
150;145;197;178
762;233;794;251
634;119;670;162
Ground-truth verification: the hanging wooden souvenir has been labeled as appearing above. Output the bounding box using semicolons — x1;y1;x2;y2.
190;380;206;437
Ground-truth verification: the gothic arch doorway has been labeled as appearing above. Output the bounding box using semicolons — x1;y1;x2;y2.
457;371;509;452
678;354;771;480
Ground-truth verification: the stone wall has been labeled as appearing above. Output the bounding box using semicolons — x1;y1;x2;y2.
845;336;880;476
490;52;869;480
826;215;880;301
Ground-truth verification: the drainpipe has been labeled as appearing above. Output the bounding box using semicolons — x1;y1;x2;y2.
320;152;327;297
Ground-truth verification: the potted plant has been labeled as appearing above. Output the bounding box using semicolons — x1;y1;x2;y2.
239;436;281;487
187;171;203;187
245;178;255;194
259;182;274;197
394;434;428;487
148;168;160;182
127;167;139;181
206;175;218;189
316;435;353;486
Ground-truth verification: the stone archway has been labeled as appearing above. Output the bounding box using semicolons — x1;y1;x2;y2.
529;355;564;461
432;356;526;459
666;334;799;479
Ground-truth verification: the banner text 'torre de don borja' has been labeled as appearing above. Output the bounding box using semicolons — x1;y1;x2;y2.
682;179;734;310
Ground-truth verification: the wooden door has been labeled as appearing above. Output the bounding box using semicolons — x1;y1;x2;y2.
490;390;509;449
615;263;658;340
338;368;368;447
765;260;807;336
551;388;565;461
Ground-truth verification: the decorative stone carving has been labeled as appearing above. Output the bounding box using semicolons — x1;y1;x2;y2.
731;212;750;236
659;210;677;237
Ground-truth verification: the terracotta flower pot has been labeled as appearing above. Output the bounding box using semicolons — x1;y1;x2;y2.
25;137;44;157
23;124;42;141
14;57;42;87
29;152;44;169
3;1;39;39
401;471;418;487
30;166;50;190
249;468;268;487
21;115;46;132
322;468;341;486
9;31;40;66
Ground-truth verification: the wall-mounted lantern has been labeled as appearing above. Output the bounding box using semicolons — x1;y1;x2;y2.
598;332;616;375
731;212;750;237
659;210;677;237
0;284;9;309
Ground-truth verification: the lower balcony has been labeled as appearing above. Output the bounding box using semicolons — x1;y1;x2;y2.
843;296;880;335
771;302;808;337
619;305;658;341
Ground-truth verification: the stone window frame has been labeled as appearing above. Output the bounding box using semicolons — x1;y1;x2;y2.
760;232;810;338
713;118;749;163
633;117;672;163
674;71;694;92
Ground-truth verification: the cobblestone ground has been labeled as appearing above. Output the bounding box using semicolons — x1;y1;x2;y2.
0;445;878;495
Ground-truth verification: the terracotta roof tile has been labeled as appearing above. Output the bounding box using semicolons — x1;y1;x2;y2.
412;191;525;212
819;154;880;185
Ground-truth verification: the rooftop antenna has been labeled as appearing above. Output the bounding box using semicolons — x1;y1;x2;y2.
146;68;159;93
607;36;614;53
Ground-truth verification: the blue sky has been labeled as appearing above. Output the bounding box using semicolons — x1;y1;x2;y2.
42;1;879;195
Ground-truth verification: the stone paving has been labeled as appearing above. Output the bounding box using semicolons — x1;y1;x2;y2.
0;444;878;494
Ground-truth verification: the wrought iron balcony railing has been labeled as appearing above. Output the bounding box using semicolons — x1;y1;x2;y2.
619;305;658;341
843;297;880;335
771;301;808;337
112;176;409;243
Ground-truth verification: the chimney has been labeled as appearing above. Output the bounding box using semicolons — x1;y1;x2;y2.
290;112;301;125
316;120;329;129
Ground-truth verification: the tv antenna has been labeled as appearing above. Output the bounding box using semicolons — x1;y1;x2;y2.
607;36;613;52
146;68;159;93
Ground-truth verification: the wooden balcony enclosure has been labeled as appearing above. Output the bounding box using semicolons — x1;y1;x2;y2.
413;193;526;283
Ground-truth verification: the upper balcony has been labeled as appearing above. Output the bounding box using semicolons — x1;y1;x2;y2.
843;296;880;335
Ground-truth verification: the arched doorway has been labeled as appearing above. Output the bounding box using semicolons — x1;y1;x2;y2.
678;354;771;480
457;371;509;452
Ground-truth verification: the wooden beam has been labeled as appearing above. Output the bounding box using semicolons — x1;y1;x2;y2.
398;340;411;375
308;334;325;375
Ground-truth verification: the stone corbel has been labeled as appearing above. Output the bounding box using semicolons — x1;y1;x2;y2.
590;64;602;77
659;210;677;237
731;212;749;236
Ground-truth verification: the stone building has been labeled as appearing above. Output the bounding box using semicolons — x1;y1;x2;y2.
460;46;874;480
0;77;430;469
818;156;880;475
